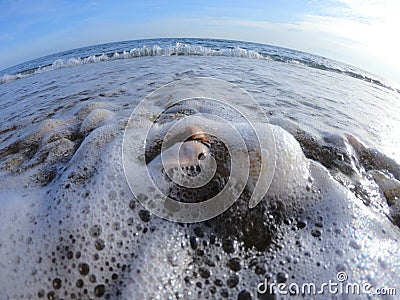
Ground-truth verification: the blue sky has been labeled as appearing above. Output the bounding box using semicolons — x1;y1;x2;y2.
1;0;399;85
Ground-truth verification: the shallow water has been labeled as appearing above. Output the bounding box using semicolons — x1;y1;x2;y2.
0;40;399;299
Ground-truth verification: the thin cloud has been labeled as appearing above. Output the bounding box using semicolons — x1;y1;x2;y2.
299;0;400;83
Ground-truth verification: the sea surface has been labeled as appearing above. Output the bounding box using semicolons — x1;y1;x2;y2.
0;38;399;299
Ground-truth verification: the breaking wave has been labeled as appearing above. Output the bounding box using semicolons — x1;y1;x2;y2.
0;41;397;92
0;43;263;84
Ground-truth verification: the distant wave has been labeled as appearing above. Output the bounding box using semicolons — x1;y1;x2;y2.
1;42;398;92
0;43;263;85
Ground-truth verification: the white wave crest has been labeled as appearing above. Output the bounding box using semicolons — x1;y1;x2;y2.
1;43;264;84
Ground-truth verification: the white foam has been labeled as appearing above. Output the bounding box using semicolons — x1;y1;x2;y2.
80;108;114;135
0;61;399;299
0;189;43;297
1;43;265;85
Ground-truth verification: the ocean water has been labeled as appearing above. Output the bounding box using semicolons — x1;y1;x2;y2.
0;38;399;299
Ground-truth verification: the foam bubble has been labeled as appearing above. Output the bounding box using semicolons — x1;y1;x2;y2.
80;109;114;135
0;72;399;298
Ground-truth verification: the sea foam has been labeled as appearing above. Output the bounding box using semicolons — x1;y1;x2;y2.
0;54;399;299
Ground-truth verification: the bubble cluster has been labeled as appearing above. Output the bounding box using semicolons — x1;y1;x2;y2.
0;63;399;299
123;78;278;222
